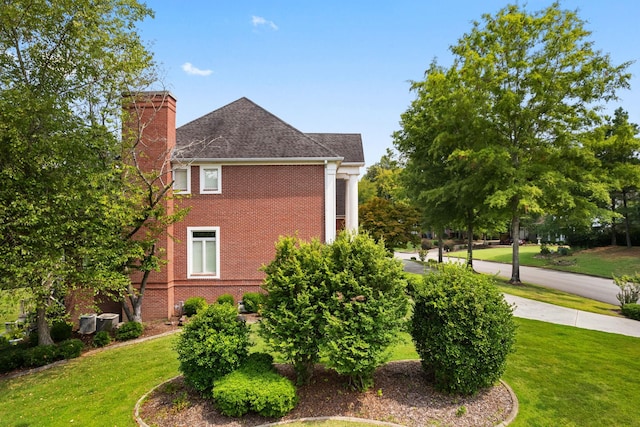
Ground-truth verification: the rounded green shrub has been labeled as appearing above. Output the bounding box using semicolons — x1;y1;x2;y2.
183;296;208;317
259;236;330;384
241;292;266;314
411;263;516;395
27;330;39;347
57;339;84;359
93;331;112;347
0;347;25;373
175;303;250;393
213;355;297;417
0;335;9;349
621;303;640;320
115;321;144;341
217;294;235;306
243;352;275;372
260;232;410;389
50;320;73;343
322;231;410;391
23;344;61;368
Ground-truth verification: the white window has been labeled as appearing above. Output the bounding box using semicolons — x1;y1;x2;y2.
172;167;190;194
200;165;221;194
187;227;220;279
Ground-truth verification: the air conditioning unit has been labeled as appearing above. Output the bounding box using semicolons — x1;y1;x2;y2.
78;314;97;334
96;313;120;332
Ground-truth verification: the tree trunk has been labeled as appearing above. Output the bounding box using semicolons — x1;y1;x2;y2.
122;287;144;323
122;298;143;322
611;197;618;246
35;275;55;346
623;190;632;248
510;214;521;284
36;305;54;346
466;214;473;269
122;251;154;323
132;303;143;323
438;230;444;263
122;292;134;321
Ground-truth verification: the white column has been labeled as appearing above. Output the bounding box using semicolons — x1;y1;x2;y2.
324;162;337;243
345;174;359;232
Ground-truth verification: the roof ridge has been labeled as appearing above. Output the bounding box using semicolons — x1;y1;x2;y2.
239;98;342;158
175;97;363;161
176;97;250;129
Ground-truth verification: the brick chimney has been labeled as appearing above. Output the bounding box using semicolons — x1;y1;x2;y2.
122;91;178;320
123;91;177;177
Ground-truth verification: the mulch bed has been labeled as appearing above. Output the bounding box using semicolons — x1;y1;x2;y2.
138;361;515;427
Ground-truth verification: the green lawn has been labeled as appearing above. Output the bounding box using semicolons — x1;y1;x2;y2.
448;245;640;278
0;335;180;427
1;321;639;426
0;289;31;326
504;318;640;427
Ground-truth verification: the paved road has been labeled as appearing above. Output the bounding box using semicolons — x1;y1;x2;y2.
397;250;620;306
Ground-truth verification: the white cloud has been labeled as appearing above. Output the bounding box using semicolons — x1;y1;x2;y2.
181;62;212;76
251;15;278;30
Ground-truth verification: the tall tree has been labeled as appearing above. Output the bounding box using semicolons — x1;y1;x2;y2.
397;3;631;283
0;0;155;343
358;150;421;250
359;197;421;251
359;148;407;202
395;63;505;267
586;108;640;247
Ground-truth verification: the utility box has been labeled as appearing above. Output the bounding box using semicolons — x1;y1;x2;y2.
96;313;119;332
79;314;97;334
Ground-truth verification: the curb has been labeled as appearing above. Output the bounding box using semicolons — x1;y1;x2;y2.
0;359;69;381
134;374;182;427
81;328;181;357
256;417;406;426
496;379;519;426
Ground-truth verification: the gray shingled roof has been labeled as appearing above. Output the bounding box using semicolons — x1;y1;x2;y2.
174;97;364;163
305;133;364;164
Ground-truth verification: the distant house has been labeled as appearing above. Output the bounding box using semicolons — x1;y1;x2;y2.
120;92;364;320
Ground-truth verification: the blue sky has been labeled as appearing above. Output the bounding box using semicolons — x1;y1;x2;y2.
138;1;640;168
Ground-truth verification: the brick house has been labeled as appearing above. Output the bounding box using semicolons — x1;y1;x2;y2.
123;92;364;320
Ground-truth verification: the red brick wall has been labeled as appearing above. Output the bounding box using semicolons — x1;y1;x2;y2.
123;92;177;319
137;286;171;321
168;163;325;308
123;93;329;319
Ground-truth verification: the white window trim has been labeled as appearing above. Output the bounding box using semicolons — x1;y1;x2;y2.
187;226;220;279
172;166;191;194
199;164;222;194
